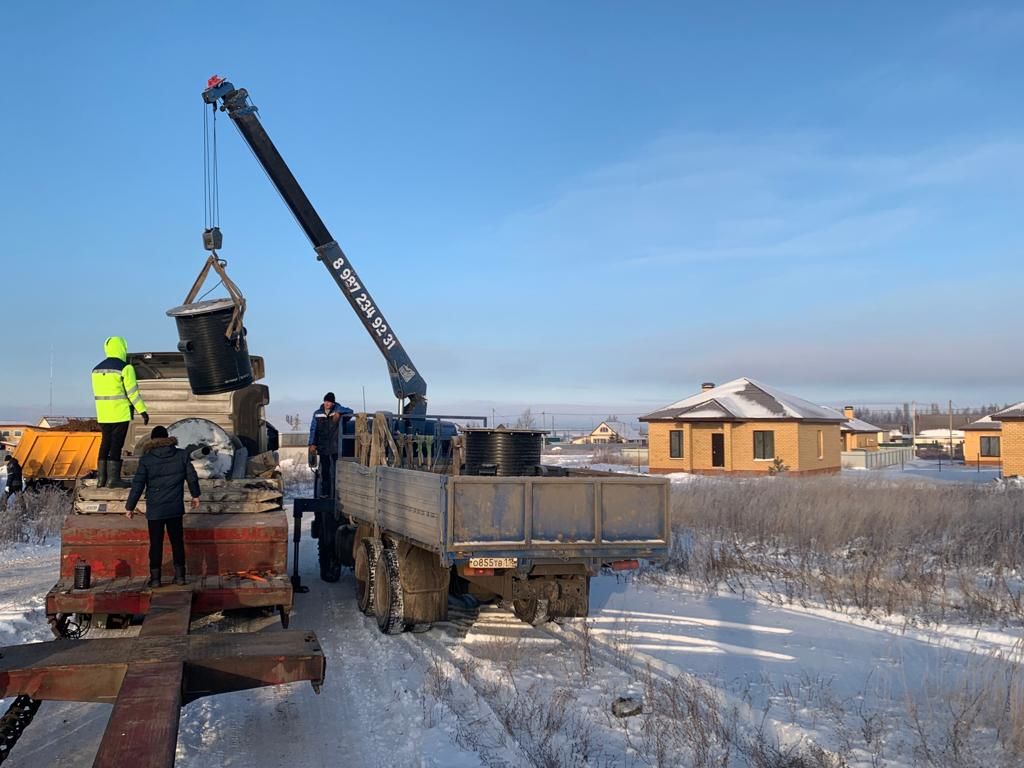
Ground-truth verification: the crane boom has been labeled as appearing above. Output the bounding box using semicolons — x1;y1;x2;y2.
202;77;427;417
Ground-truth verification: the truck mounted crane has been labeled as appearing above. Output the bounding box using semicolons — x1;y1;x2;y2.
201;75;427;418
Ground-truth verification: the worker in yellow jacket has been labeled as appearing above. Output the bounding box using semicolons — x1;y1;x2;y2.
92;336;148;488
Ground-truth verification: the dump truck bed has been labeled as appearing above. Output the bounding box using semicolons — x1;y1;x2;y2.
13;428;100;481
338;462;670;565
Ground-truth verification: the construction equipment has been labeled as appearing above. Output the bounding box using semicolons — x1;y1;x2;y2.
203;75;671;631
203;75;426;418
11;427;100;484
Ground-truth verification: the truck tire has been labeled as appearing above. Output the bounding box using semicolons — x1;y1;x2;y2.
355;538;382;615
512;598;550;627
374;546;407;635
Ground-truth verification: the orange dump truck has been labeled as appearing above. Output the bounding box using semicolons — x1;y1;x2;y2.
12;428;100;484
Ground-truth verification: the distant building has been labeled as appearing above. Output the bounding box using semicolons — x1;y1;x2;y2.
570;420;647;445
914;428;964;456
640;378;843;476
833;406;883;451
0;423;35;452
962;416;1001;466
37;416;92;429
987;402;1024;476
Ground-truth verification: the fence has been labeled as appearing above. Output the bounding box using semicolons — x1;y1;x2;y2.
841;446;915;470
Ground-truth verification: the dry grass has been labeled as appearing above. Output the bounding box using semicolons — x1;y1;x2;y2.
669;477;1024;624
0;485;71;545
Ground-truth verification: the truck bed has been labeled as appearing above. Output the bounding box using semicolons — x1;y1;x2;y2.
338;462;670;564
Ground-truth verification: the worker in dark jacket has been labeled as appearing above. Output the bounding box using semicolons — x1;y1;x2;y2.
92;336;149;489
125;426;201;588
308;392;352;497
3;455;23;505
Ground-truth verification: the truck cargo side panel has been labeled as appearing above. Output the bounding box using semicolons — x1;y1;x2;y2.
530;482;596;543
375;467;446;552
601;482;669;542
448;476;669;554
450;479;526;545
338;461;376;523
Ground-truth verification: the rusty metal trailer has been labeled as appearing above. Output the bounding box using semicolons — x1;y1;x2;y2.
46;477;293;637
334;462;670;631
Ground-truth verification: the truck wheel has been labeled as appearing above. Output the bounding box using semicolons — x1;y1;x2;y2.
355;538;382;615
512;598;550;627
374;547;407;635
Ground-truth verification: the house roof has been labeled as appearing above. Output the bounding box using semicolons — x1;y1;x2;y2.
641;378;844;423
991;401;1024;420
594;420;646;441
38;416;91;427
820;407;882;434
963;415;1002;431
918;428;965;439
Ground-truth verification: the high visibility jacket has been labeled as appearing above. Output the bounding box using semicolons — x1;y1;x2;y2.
92;336;147;424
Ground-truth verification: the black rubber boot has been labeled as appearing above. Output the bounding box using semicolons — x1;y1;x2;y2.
107;460;129;489
148;568;161;588
173;565;186;586
95;460;108;488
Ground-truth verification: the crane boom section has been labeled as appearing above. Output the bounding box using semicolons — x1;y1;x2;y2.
202;79;427;416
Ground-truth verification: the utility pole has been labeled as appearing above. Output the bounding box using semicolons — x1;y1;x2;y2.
911;401;916;446
948;400;953;460
48;345;54;416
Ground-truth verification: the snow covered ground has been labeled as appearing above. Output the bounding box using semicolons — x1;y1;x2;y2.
1;510;1021;766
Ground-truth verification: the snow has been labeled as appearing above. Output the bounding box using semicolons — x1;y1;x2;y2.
1;503;1020;766
649;377;844;422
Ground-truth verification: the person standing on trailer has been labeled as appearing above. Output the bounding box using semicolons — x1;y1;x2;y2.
91;336;148;488
308;392;352;498
125;425;201;588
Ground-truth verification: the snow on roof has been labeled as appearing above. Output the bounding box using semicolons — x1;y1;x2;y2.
641;378;843;423
963;415;1002;431
819;406;882;433
918;428;965;439
595;420;646;441
992;401;1024;420
38;416;90;428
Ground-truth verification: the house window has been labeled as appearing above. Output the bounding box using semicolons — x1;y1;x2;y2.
753;430;775;460
669;430;683;459
981;436;1001;457
599;426;608;433
817;430;824;460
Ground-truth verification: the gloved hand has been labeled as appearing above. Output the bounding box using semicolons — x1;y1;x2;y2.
142;412;150;425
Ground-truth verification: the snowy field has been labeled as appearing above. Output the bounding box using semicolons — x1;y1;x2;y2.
2;497;1022;766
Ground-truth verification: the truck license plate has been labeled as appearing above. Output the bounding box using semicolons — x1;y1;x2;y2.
468;557;517;569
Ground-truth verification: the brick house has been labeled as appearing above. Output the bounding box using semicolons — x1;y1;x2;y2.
962;415;1002;467
570;420;647;445
641;378;843;476
984;403;1024;475
836;406;882;451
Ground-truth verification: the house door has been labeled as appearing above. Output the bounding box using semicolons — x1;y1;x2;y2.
711;433;725;468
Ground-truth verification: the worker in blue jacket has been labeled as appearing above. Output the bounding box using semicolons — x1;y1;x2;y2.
308;392;352;498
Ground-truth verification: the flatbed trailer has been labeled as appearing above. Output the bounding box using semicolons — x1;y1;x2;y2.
332;461;670;631
47;477;293;636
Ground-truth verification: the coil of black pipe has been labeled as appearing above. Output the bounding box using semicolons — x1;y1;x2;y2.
166;298;253;395
462;428;546;476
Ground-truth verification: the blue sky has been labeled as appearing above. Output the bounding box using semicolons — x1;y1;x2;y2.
1;3;1022;428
